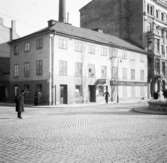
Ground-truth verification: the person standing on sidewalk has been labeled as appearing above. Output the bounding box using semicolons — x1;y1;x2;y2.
104;87;110;104
15;90;24;119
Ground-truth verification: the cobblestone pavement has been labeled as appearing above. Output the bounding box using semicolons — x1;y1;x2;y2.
0;103;167;163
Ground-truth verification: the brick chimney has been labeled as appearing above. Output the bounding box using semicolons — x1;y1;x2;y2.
10;20;17;40
59;0;66;23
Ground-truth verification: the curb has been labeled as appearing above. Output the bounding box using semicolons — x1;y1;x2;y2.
132;107;167;115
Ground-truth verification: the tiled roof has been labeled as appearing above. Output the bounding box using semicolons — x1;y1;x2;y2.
12;21;145;53
50;22;145;53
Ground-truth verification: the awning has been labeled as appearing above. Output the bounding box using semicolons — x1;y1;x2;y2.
95;79;106;85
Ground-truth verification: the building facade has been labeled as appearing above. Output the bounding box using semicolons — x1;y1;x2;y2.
80;0;167;96
10;20;148;105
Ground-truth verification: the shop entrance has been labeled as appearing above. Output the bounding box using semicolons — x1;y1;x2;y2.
60;85;68;104
89;85;96;102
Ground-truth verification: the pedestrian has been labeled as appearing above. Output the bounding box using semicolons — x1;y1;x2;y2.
15;90;24;119
104;88;110;104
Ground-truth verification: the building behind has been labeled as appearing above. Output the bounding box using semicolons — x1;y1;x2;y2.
80;0;167;96
0;18;19;102
10;20;148;105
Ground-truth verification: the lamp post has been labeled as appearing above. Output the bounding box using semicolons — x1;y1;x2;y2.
110;48;125;103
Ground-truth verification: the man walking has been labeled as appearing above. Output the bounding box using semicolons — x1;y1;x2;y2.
15;90;24;119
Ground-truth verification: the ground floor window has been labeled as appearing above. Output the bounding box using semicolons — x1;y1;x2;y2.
75;85;82;97
96;85;104;96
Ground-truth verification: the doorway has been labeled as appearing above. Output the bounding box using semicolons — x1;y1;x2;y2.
60;85;68;104
89;85;96;102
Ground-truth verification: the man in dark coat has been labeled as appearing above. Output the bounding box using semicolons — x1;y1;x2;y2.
104;87;110;104
15;90;24;119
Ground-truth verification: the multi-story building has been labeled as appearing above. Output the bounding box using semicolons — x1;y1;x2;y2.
80;0;167;96
0;18;18;102
9;20;148;105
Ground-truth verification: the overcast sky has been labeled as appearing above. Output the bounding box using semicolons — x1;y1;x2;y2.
0;0;91;36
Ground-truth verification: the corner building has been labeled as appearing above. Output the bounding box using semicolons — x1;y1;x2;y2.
80;0;167;96
10;20;148;105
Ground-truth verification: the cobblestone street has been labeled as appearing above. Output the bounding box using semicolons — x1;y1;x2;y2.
0;103;167;163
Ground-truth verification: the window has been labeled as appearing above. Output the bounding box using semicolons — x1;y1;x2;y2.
88;45;95;55
24;41;31;52
97;86;104;96
36;84;42;92
155;59;160;74
155;39;160;53
156;10;159;18
36;38;43;49
162;62;166;76
122;68;127;80
150;6;154;16
36;60;43;76
131;87;136;97
88;64;95;77
13;45;19;55
161;45;165;56
122;86;127;97
140;87;145;97
24;84;30;92
75;62;82;77
74;40;83;52
131;69;135;80
161;13;164;21
75;85;82;97
101;47;107;56
147;4;150;14
101;66;107;78
59;60;67;76
24;62;30;77
140;70;144;81
111;66;118;79
14;64;19;77
58;38;68;49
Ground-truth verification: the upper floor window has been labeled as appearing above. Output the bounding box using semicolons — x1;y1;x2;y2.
24;62;30;77
140;70;144;81
101;66;107;78
59;60;67;76
161;45;165;56
74;40;83;53
75;62;82;77
14;64;19;77
101;47;107;56
88;45;95;55
150;6;154;16
36;38;43;49
155;59;160;74
24;41;31;52
155;39;160;53
122;68;127;80
36;60;43;76
13;45;19;55
58;38;68;49
88;64;95;77
161;13;165;21
131;69;135;80
162;62;166;76
111;66;118;80
156;10;159;19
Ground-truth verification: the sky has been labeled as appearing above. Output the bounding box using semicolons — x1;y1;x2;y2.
0;0;91;36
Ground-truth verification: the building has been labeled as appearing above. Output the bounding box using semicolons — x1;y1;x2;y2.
0;18;18;102
80;0;167;96
9;20;148;105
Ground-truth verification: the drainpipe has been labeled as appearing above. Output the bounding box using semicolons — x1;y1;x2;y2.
49;32;55;105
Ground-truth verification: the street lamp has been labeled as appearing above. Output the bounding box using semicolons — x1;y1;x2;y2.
110;48;126;103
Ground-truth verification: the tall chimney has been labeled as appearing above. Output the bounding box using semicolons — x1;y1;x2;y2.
59;0;66;23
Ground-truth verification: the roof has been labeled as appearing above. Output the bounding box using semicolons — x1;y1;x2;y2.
11;21;145;54
50;22;145;53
